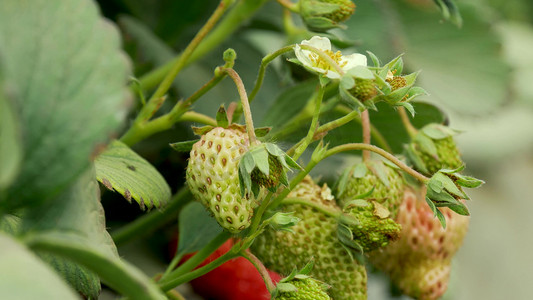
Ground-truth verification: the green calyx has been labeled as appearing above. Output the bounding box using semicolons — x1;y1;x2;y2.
337;199;401;254
299;0;355;32
273;262;331;300
405;123;463;176
368;54;428;115
425;165;484;228
239;143;301;196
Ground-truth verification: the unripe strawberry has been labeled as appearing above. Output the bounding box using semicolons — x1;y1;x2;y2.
275;276;331;300
336;161;404;218
252;176;367;300
405;124;463;176
340;200;401;253
186;127;264;234
417;136;462;175
299;0;356;32
369;187;469;300
349;78;377;102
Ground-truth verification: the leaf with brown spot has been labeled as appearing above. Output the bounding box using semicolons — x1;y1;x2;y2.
95;140;170;210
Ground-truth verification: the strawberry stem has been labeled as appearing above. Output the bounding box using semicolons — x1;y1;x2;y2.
282;197;340;218
159;231;232;285
292;84;326;161
397;106;418;138
223;68;259;145
361;110;371;162
240;249;276;294
325;143;430;183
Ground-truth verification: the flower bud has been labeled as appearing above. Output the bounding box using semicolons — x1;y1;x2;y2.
299;0;356;32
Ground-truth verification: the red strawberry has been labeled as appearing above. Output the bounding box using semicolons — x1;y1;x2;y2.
186;240;282;300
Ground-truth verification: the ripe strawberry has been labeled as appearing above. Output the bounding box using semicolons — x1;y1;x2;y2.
251;176;367;300
336;160;404;218
187;240;282;300
405;124;463;176
369;187;469;300
186;126;264;233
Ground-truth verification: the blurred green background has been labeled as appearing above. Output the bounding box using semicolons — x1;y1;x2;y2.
96;0;533;298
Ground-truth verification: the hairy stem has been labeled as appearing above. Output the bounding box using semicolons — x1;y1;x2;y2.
159;248;238;291
223;68;258;145
276;0;299;12
291;84;325;161
120;72;223;146
146;0;232;103
160;231;231;283
281;197;340;218
361;110;371;162
241;249;276;294
138;0;269;91
325;143;429;182
397;106;418;137
111;187;192;247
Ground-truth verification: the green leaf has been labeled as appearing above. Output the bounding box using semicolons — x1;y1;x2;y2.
37;252;100;299
0;233;79;300
0;214;21;235
254;127;271;137
95;140;171;210
21;168;119;297
346;66;375;80
177;202;223;255
216;104;229;128
169;139;200;152
432;0;462;27
0;72;22;191
435;208;447;228
432;172;467;198
421;123;457;139
415;133;438;158
0;0;131;210
453;173;485;188
252;146;270;175
26;231;166;300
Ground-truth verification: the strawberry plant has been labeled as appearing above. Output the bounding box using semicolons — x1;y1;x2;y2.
6;0;525;299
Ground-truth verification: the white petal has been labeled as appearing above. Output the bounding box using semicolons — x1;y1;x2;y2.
294;44;314;69
301;36;332;51
324;71;341;79
342;53;368;71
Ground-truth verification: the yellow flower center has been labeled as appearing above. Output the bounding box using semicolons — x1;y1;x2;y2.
308;49;347;71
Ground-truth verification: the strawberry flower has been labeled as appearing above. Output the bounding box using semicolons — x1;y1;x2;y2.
294;36;367;79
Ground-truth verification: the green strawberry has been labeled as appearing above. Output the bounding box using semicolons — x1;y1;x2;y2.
406;124;463;176
369;187;469;300
186;126;264;234
349;78;377;102
276;277;331;300
299;0;355;32
320;0;356;23
338;200;401;253
336;160;404;218
252;176;367;300
274;264;332;300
